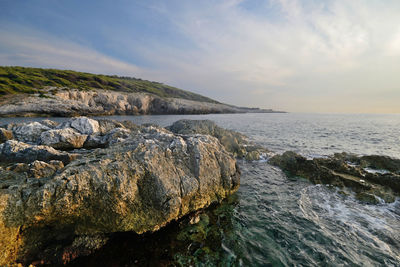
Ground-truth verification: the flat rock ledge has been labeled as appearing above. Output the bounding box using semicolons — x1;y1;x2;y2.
0;117;240;265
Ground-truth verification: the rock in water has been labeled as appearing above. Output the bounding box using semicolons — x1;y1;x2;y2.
269;151;400;203
0;123;240;265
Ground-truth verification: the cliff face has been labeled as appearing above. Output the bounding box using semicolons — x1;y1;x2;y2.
0;89;251;117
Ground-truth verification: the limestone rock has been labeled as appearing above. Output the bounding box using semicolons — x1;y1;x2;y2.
97;119;126;134
84;127;131;148
0;140;79;165
40;119;59;129
0;128;13;143
40;128;88;149
168;119;268;159
58;117;100;135
0;89;278;117
13;122;50;144
0;125;239;265
28;160;64;178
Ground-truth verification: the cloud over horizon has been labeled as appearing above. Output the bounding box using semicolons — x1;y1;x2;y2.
1;0;399;113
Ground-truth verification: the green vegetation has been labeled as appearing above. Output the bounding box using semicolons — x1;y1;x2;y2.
0;66;218;103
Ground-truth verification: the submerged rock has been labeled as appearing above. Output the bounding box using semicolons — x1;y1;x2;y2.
269;151;400;203
0;118;240;265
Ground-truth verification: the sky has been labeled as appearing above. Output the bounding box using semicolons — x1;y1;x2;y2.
1;0;400;113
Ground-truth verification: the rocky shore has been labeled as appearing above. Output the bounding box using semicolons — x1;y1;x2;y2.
0;117;248;265
0;88;282;117
0;117;398;265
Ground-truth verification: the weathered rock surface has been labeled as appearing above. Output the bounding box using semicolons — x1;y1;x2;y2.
58;116;100;135
269;151;400;204
0;128;13;143
13;122;50;144
0;118;240;265
28;160;64;178
40;128;88;149
168;119;269;160
84;127;131;148
0;88;281;117
0;140;79;165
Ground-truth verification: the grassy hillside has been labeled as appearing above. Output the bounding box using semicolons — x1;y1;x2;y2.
0;66;218;103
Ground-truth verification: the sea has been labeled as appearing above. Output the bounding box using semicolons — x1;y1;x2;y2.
2;113;400;266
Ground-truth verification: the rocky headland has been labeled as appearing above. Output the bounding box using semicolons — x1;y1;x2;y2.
0;66;283;117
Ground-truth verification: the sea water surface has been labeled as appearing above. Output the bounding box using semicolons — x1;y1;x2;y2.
2;113;400;266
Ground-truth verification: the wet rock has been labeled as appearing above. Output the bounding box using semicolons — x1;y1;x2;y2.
356;192;380;205
360;155;400;174
0;140;79;165
0;128;13;143
13;122;50;144
40;128;88;149
270;151;400;204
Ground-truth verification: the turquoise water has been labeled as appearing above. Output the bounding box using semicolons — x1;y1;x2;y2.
2;113;400;266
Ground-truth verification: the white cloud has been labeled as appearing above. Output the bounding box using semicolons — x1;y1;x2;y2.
0;27;148;78
132;0;400;112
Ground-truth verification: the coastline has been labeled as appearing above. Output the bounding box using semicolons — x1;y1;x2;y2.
0;88;285;118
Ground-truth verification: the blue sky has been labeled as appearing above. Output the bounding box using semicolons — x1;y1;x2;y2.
1;0;400;113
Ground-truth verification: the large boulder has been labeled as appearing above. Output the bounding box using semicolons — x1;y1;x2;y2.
13;122;50;144
0;140;79;165
40;128;88;149
58;117;100;135
0;125;240;265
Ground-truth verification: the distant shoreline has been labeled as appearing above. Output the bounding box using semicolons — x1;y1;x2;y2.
0;89;285;118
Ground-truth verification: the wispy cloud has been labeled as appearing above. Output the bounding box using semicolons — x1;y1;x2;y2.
131;0;400;112
0;26;148;78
